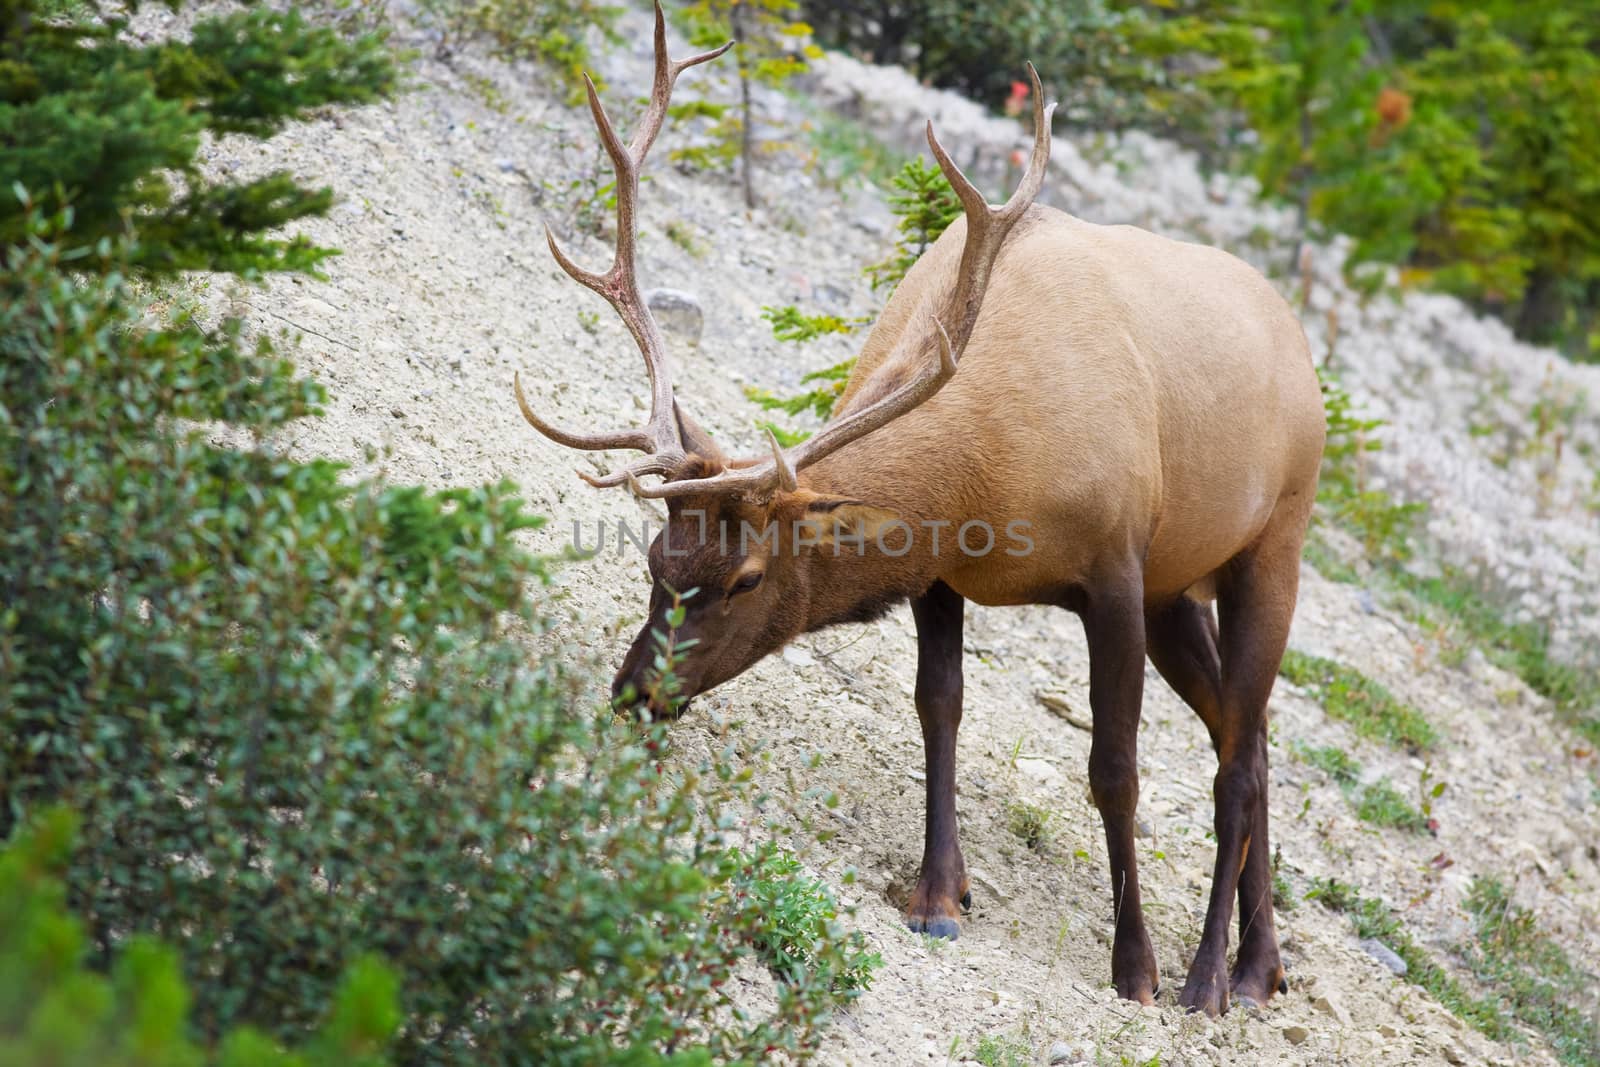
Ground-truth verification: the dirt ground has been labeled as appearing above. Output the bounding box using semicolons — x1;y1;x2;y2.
159;3;1600;1063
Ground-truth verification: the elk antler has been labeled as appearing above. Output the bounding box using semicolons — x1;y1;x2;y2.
626;63;1056;500
512;2;732;488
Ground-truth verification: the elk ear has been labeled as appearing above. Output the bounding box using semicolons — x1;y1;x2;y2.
799;495;904;549
674;403;727;466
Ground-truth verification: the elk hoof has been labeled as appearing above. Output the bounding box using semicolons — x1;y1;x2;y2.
1229;953;1287;1008
1178;959;1230;1016
907;914;961;940
960;890;973;911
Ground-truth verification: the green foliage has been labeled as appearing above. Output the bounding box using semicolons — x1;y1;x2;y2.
1;808;400;1067
761;304;869;343
806;1;1600;357
673;0;819;204
1388;567;1600;747
1296;745;1428;833
971;1032;1032;1067
1;5;874;1061
1004;801;1056;853
1127;1;1600;358
1311;877;1600;1063
1279;651;1438;752
800;0;1145;127
1353;780;1429;835
0;1;396;277
1462;878;1600;1067
864;157;963;292
727;845;880;993
752;156;963;440
1308;372;1599;747
420;0;622;89
1316;365;1423;566
2;226;876;1063
1308;877;1518;1043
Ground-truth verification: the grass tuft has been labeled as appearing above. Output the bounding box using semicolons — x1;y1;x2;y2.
1279;650;1439;752
1005;801;1056;854
972;1032;1032;1067
1296;743;1430;833
1462;878;1600;1067
1310;877;1600;1064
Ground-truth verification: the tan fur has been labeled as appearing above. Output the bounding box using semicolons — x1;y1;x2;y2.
802;205;1325;613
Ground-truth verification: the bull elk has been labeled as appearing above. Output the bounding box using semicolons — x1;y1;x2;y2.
515;3;1325;1016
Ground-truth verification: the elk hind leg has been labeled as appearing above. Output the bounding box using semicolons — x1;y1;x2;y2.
1178;509;1303;1015
1147;594;1288;1005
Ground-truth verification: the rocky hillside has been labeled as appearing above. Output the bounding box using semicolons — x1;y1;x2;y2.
161;3;1600;1063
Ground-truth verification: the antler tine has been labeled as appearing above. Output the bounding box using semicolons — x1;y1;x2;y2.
918;63;1054;358
515;371;653;452
623;64;1056;503
621;426;796;500
515;1;732;477
767;67;1054;477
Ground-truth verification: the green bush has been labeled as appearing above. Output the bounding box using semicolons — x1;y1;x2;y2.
1;808;401;1067
2;215;879;1065
1;2;874;1062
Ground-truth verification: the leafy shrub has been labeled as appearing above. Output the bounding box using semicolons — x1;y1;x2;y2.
1;808;401;1067
2;219;880;1064
727;845;880;993
2;3;874;1063
800;0;1145;127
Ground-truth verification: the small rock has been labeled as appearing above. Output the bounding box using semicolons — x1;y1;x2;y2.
1313;992;1352;1026
645;288;703;343
1134;817;1153;838
1046;1041;1075;1064
1282;1025;1311;1045
852;212;889;236
1442;1043;1467;1065
1015;757;1059;783
1360;938;1408;976
1378;1024;1400;1039
781;645;815;668
969;867;1009;903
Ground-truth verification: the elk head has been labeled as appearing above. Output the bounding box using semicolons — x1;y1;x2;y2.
515;3;1053;714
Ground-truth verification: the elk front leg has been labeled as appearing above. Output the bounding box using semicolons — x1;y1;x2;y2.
1083;582;1159;1003
906;580;969;939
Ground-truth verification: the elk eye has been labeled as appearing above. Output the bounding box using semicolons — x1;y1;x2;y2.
729;571;764;596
